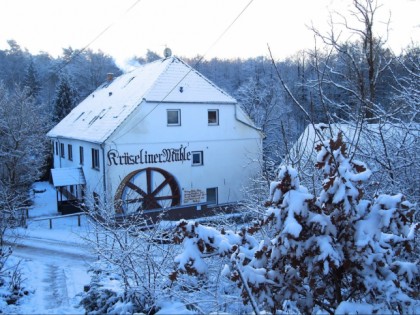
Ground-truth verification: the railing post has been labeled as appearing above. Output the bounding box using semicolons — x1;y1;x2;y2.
31;212;87;229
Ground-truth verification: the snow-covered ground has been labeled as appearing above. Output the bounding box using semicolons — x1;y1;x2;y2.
2;182;195;315
3;181;95;314
1;182;265;314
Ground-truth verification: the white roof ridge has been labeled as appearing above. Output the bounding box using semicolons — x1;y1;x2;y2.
142;56;179;102
143;56;236;104
175;57;236;103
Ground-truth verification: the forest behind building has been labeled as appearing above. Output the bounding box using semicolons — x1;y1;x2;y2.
0;33;418;202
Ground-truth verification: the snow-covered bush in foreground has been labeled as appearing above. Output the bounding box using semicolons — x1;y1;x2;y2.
171;132;418;314
81;207;183;314
0;249;30;309
80;262;139;315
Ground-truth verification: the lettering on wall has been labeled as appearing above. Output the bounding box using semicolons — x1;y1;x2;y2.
107;145;192;166
183;189;206;203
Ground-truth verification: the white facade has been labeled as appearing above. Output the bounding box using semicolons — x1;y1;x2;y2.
47;57;262;215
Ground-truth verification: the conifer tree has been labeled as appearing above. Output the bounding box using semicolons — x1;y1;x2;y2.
171;133;418;314
53;75;76;123
23;60;41;99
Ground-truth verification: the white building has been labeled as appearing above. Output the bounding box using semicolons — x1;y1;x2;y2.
47;56;263;218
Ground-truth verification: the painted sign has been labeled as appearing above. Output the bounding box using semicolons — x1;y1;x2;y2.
107;145;191;166
184;189;206;203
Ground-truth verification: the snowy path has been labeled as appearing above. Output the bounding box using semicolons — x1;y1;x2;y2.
6;233;95;314
2;183;96;314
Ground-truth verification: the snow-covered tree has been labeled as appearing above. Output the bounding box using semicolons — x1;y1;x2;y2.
393;45;419;123
0;82;51;239
0;41;29;90
0;83;50;191
52;75;77;123
271;0;419;204
23;60;41;100
309;0;395;122
171;133;418;314
59;48;122;99
0;84;49;306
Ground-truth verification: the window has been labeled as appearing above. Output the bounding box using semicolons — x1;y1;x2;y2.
192;151;203;166
91;148;100;170
206;187;218;204
55;142;58;155
208;109;219;125
60;143;65;158
167;109;181;126
79;146;84;165
68;144;73;161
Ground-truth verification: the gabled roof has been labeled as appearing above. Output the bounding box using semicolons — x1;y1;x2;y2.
47;57;236;143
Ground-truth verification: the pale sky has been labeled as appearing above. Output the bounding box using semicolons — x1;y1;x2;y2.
0;0;419;68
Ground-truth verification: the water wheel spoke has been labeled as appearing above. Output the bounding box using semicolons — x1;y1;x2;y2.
146;168;152;194
125;198;144;204
126;182;147;197
152;178;171;196
144;197;162;210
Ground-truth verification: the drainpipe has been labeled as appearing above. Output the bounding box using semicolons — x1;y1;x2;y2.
100;143;107;207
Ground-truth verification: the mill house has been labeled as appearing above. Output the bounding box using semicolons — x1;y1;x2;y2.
47;54;263;219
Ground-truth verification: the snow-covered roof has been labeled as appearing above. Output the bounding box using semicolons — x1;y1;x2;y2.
288;122;420;201
51;167;86;187
47;57;236;143
290;123;420;158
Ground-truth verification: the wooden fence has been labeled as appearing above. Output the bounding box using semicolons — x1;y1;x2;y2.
30;212;87;229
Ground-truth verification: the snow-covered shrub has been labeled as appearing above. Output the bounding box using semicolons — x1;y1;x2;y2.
80;262;146;315
82;207;181;314
171;132;419;314
0;250;29;308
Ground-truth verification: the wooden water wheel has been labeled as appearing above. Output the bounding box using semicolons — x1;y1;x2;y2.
115;167;180;214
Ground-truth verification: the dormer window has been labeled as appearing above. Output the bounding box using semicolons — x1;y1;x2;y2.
167;109;181;126
208;109;219;126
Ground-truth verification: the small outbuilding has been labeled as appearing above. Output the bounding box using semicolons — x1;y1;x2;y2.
287;122;419;199
47;56;263;218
